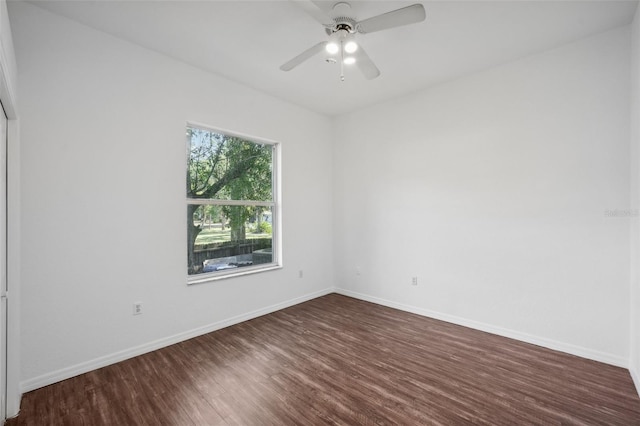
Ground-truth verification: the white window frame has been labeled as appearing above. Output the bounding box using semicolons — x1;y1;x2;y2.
186;122;282;285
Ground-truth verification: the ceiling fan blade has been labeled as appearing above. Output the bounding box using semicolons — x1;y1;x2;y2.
280;42;327;71
354;46;380;80
291;0;333;26
356;4;426;34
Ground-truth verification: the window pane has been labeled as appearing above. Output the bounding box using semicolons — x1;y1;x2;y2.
188;204;273;275
187;127;273;201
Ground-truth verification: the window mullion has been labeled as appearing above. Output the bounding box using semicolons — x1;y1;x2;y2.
187;199;275;207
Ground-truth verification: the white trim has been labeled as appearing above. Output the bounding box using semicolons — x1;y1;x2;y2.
20;287;336;393
0;1;16;120
186;122;279;147
187;263;282;285
19;287;636;394
0;0;18;420
631;367;640;398
272;140;282;270
335;288;628;368
5;120;18;418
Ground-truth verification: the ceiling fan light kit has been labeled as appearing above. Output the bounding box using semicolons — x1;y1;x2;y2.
281;1;426;81
324;26;359;81
326;27;357;55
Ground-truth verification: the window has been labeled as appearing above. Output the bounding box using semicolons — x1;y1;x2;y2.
186;124;280;282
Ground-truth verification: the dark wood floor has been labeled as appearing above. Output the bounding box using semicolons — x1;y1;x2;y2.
8;294;640;425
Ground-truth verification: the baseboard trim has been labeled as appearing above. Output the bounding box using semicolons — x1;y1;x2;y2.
631;367;640;398
20;287;631;393
20;287;336;393
335;288;628;368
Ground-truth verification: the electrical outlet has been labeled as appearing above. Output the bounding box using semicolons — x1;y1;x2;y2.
411;276;418;286
133;302;143;315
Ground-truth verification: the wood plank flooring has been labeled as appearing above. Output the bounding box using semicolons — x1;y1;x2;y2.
8;294;640;425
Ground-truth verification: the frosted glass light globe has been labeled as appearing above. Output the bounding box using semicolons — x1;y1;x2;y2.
326;42;339;54
344;41;358;54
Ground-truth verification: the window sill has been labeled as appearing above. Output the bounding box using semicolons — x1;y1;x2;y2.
187;263;282;285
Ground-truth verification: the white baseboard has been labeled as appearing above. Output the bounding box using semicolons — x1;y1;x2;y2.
20;287;336;393
335;288;628;368
21;287;632;394
631;367;640;398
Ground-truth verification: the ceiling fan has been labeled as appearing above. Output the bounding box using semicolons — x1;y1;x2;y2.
280;1;426;81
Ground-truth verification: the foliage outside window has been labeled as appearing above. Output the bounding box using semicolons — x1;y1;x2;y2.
187;125;279;281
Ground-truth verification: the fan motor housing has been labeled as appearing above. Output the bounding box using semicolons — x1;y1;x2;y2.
332;19;356;33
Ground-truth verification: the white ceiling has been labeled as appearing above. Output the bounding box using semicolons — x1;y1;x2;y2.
27;0;639;116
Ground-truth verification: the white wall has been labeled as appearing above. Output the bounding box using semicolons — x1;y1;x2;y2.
9;0;639;397
334;27;631;366
630;5;640;394
10;2;334;391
